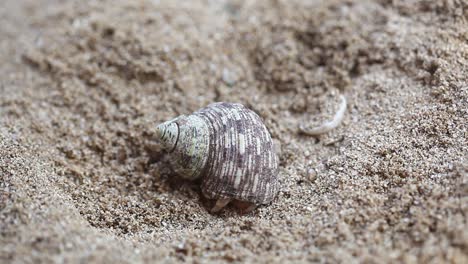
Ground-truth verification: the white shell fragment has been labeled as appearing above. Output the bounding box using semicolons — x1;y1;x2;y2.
155;102;279;211
299;95;347;136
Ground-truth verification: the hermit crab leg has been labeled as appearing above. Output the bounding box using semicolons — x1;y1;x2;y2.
211;198;232;213
299;95;347;136
240;204;257;214
231;200;258;214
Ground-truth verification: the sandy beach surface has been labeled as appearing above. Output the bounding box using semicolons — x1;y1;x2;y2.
1;0;467;263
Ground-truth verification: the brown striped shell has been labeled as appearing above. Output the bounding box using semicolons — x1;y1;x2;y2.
155;102;279;210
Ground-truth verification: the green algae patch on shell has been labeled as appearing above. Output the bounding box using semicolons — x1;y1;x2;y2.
156;114;210;180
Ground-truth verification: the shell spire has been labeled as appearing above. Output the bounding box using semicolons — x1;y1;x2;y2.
155;118;180;152
156;114;210;180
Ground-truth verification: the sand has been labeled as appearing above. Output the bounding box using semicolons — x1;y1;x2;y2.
1;0;467;263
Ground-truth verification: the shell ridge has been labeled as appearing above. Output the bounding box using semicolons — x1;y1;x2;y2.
227;106;239;195
229;107;239;190
198;110;218;189
201;105;231;198
169;122;181;153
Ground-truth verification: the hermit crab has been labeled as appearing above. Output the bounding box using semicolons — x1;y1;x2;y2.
155;102;279;213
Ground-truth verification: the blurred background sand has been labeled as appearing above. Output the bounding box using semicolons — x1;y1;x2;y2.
1;0;467;262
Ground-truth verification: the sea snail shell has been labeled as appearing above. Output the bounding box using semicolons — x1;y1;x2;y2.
155;102;279;213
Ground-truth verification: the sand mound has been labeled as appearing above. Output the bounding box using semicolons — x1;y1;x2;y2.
1;0;467;262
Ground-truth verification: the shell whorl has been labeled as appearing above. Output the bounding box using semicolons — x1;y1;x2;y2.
196;103;278;205
155;118;180;152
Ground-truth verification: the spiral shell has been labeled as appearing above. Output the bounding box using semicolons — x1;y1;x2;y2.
155;102;279;211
